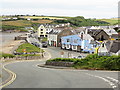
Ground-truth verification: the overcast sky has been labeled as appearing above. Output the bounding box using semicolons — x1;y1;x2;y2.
0;0;119;19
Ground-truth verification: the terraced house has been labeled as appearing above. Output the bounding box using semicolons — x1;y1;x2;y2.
61;32;100;53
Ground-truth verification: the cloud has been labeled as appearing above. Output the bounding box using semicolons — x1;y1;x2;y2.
1;0;119;18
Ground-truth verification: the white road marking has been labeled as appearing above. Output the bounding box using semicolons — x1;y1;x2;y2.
85;73;117;89
106;76;120;84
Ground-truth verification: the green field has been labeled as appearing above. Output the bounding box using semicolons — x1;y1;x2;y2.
97;18;118;25
20;16;66;20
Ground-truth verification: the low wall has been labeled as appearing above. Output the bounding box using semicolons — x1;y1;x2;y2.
14;36;27;40
1;56;43;61
46;61;74;67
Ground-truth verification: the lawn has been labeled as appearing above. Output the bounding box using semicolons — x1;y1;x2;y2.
16;43;43;53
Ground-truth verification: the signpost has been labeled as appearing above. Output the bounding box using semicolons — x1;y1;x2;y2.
23;49;26;54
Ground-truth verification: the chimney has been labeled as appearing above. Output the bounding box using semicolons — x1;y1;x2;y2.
81;33;83;40
85;28;88;34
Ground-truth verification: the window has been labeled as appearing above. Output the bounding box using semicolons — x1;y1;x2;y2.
102;44;104;47
74;39;77;43
41;29;43;31
73;45;77;50
41;32;43;34
67;39;70;42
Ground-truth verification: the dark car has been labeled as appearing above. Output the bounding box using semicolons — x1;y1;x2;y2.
42;41;47;48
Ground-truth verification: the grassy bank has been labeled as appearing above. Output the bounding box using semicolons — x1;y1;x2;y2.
16;43;44;53
47;54;120;71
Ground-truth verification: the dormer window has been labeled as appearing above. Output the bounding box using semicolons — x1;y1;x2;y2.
102;44;104;47
67;39;70;42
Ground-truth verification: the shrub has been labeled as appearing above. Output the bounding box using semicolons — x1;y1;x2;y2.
46;54;120;71
0;53;15;58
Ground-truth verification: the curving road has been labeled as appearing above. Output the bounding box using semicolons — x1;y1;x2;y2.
2;47;119;89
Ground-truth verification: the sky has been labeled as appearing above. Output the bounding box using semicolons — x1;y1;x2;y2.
0;0;119;19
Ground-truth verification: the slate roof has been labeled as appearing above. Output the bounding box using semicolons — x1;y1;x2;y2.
78;34;94;40
87;29;105;36
48;27;73;35
105;40;120;53
103;29;118;36
111;34;120;39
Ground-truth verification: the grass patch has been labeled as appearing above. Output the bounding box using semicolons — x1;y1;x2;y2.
16;43;44;53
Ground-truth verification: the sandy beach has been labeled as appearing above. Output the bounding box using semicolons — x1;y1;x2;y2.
0;40;25;54
0;32;25;54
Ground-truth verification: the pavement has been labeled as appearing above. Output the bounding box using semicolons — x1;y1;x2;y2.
1;47;120;89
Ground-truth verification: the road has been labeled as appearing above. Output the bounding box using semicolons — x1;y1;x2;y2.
2;47;119;89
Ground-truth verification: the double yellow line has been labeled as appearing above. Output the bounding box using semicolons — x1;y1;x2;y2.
0;63;16;88
0;50;51;88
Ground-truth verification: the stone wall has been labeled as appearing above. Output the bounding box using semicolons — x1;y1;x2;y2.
0;56;43;61
14;36;27;40
46;61;74;67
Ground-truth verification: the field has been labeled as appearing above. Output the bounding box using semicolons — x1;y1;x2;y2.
20;16;66;20
97;18;118;25
2;20;31;27
2;20;53;27
31;20;53;24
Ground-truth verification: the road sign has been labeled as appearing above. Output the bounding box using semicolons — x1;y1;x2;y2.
23;49;26;53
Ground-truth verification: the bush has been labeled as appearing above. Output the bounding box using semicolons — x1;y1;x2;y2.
0;53;15;58
46;54;120;71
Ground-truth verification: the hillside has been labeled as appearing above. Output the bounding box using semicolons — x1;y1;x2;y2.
2;15;118;32
97;18;118;25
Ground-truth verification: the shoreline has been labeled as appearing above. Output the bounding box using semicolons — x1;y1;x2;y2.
0;32;25;54
0;40;25;54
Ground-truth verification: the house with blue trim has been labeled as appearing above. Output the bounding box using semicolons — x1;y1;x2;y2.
61;34;100;53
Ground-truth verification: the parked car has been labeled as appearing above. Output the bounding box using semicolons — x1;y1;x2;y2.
31;42;40;47
42;41;47;48
77;55;83;59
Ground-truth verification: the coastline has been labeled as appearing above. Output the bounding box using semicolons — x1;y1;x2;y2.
0;32;25;54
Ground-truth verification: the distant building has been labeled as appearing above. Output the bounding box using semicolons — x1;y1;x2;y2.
87;29;110;41
48;27;74;47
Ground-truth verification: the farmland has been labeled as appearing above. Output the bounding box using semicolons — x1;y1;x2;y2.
97;18;118;25
20;16;66;20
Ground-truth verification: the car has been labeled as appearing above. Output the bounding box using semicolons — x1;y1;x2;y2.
77;55;83;59
42;41;47;48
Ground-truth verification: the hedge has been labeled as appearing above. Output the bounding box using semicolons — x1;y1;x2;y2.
46;54;120;71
